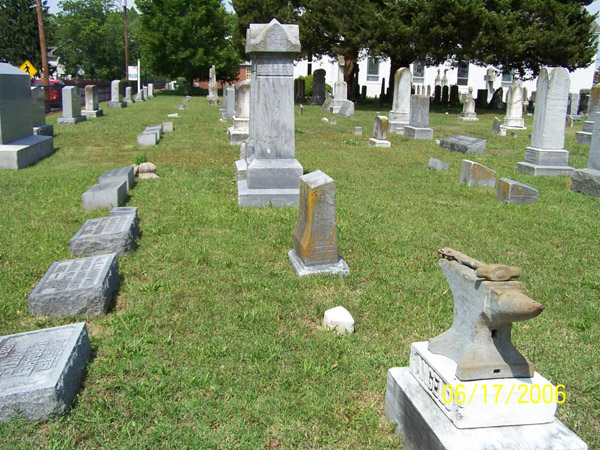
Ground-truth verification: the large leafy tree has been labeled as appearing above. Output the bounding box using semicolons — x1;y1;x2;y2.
53;0;141;79
0;0;50;68
135;0;240;83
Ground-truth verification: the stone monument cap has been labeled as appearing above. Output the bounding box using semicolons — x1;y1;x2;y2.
300;169;333;189
246;19;301;54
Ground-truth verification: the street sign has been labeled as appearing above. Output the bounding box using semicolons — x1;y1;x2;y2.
128;65;138;81
19;60;38;78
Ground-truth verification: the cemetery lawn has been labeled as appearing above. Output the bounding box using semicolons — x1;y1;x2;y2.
1;96;599;449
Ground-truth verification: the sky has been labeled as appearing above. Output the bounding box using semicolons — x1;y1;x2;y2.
45;0;600;16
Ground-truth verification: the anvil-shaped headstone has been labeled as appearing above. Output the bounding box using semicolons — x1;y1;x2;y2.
429;248;544;381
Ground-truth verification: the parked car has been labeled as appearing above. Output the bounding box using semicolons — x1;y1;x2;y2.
31;79;65;107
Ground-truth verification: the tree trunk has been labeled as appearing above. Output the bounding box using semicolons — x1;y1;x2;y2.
344;52;357;100
34;0;49;113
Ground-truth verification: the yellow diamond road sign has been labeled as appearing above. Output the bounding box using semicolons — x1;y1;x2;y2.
18;60;38;78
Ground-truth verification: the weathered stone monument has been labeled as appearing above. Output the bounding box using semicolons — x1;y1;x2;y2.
475;88;488;109
207;65;219;105
0;63;53;169
428;157;450;171
502;78;526;130
0;322;91;422
516;67;574;176
228;80;250;145
142;86;148;100
29;253;119;317
460;159;496;187
312;69;326;105
575;82;600;145
137;124;163;146
30;87;53;136
459;87;478;121
235;19;304;207
484;67;495;98
449;85;460;106
388;68;411;133
385;249;588;448
571;111;600;197
440;135;486;154
441;85;449;105
497;178;539;203
147;83;154;98
488;87;504;109
81;85;103;118
404;95;433;140
57;86;86;125
225;86;235;119
294;78;305;103
81;166;134;210
322;56;354;116
107;80;127;108
369;116;391;147
124;86;135;104
288;170;349;276
135;88;144;102
70;214;138;257
434;85;442;104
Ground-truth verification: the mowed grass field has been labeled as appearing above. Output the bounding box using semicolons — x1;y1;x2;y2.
0;93;598;449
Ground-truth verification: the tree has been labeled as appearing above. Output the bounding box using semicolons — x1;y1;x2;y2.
135;0;240;83
52;0;141;79
0;0;50;68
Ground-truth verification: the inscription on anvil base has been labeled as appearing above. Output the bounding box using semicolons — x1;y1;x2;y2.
0;323;90;422
409;341;557;429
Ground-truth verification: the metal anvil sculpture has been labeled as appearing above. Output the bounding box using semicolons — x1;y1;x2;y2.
429;248;544;381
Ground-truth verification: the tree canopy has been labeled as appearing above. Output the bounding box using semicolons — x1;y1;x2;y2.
0;0;51;69
135;0;240;82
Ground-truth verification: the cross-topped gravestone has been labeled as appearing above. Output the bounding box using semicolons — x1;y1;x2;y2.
236;19;304;207
0;63;54;169
516;67;573;176
0;323;90;422
388;68;411;133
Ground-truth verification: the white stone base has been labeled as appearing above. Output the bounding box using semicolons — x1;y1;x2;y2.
575;131;592;145
404;126;434;140
57;115;86;125
228;128;249;146
237;178;298;207
409;342;556;428
288;249;349;277
0;135;54;170
235;159;247;181
516;147;574;176
82;109;104;118
368;138;391;148
458;116;479;121
385;367;588;450
107;101;127;108
500;125;526;131
516;162;574;176
33;124;53;136
388;121;408;134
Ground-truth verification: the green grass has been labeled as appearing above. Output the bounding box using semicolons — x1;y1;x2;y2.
0;96;598;448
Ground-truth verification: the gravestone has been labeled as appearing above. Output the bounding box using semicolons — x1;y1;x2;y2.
433;85;441;104
312;69;326;105
488;87;504;109
0;322;91;422
142;86;148;101
426;85;431;97
459;87;478;121
225;86;235;119
323;306;354;334
30;87;53;136
294;78;305;103
441;69;448;87
0;63;54;169
369;115;391;147
497;178;538;203
571;111;600;197
98;166;135;190
163;121;174;133
81;85;104;118
175;103;184;110
575;83;600;145
110;206;139;237
361;85;367;101
475;88;488;109
428;158;450;171
449;85;460;106
434;68;441;86
354;127;362;135
29;253;119;317
124;86;135;104
135;89;144;102
441;85;449;105
579;88;590;115
484;67;496;97
322;56;354;116
288;170;349;276
388;68;411;133
57;86;86;125
107;80;126;108
492;117;506;136
82;180;127;210
207;65;219;105
460;159;496;187
147;83;154;98
403;95;433;140
137;124;163;146
516;67;574;176
385;249;587;448
440;135;486;154
567;93;580;116
70;214;138;257
229;80;251;145
235;19;304;207
502;79;526;129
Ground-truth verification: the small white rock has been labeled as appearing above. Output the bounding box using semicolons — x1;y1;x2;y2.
323;306;354;335
139;162;157;173
321;117;329;123
167;113;180;118
435;139;441;145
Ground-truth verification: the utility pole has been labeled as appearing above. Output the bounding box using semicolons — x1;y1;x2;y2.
122;0;129;83
34;0;50;112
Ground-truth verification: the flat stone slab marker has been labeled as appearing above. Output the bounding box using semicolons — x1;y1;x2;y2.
98;166;135;191
440;135;486;154
81;179;127;210
0;322;91;422
29;253;119;317
70;214;138;257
